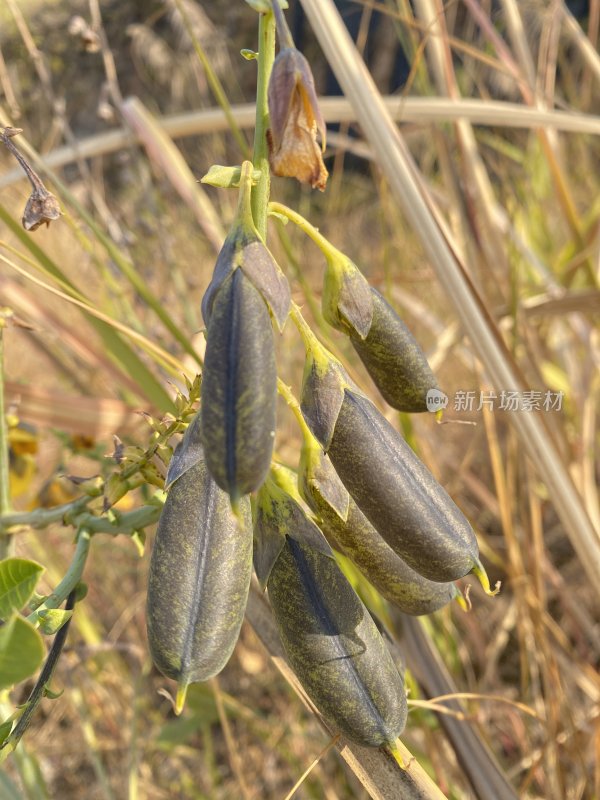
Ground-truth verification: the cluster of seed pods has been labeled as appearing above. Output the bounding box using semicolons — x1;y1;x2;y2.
147;10;494;749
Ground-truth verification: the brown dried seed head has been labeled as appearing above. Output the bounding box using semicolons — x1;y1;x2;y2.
22;189;62;232
267;48;328;191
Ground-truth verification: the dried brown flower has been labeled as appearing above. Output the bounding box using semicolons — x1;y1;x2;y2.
1;127;63;232
267;48;328;191
22;189;62;232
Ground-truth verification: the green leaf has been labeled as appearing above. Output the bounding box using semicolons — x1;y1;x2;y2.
0;615;45;691
0;559;44;620
36;609;73;635
0;719;13;747
156;687;219;747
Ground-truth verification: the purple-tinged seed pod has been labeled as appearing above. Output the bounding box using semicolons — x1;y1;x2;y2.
350;288;439;412
267;534;407;747
200;268;277;507
300;446;459;615
327;389;479;583
146;451;252;711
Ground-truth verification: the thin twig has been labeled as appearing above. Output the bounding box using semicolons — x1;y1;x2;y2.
0;590;77;760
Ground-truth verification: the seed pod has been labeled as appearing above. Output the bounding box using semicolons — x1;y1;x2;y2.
200;267;277;507
350;288;439;412
300;445;458;615
268;535;407;747
146;452;252;710
326;388;479;582
321;253;373;340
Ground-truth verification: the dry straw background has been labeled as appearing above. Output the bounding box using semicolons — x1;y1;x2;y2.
0;0;599;798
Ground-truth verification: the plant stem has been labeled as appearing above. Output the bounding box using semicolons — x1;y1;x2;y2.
276;378;314;443
27;529;92;623
289;301;328;355
0;323;13;560
269;201;342;261
1;590;77;761
251;10;276;240
0;496;92;534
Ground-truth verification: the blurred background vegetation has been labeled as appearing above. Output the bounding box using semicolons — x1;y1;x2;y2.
0;0;599;798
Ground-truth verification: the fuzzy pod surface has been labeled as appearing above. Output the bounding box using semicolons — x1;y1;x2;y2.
327;389;479;582
305;478;458;615
268;536;407;747
200;267;277;504
350;288;439;412
146;455;252;693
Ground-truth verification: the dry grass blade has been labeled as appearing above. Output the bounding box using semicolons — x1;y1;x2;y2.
0;251;189;379
561;4;600;84
245;584;447;800
4;381;139;438
282;734;341;800
3;99;600;189
397;614;518;800
298;0;600;596
120;96;225;253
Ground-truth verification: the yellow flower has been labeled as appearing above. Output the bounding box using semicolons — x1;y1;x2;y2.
267;48;328;191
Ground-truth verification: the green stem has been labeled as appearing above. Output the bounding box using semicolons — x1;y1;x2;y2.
251;10;276;240
237;160;256;230
173;0;250;158
27;529;92;624
289;301;325;354
0;324;13;560
269;201;343;262
276;378;314;443
0;496;92;533
2;499;162;544
1;590;77;761
83;503;162;535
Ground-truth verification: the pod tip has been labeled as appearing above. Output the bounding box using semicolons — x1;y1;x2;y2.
229;492;242;520
175;683;189;715
385;740;408;770
471;559;501;596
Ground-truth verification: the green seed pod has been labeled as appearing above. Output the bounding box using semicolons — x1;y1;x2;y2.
322;254;373;339
146;452;252;710
326;388;479;583
300;444;458;615
350;288;439;412
267;535;407;747
200;267;277;507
